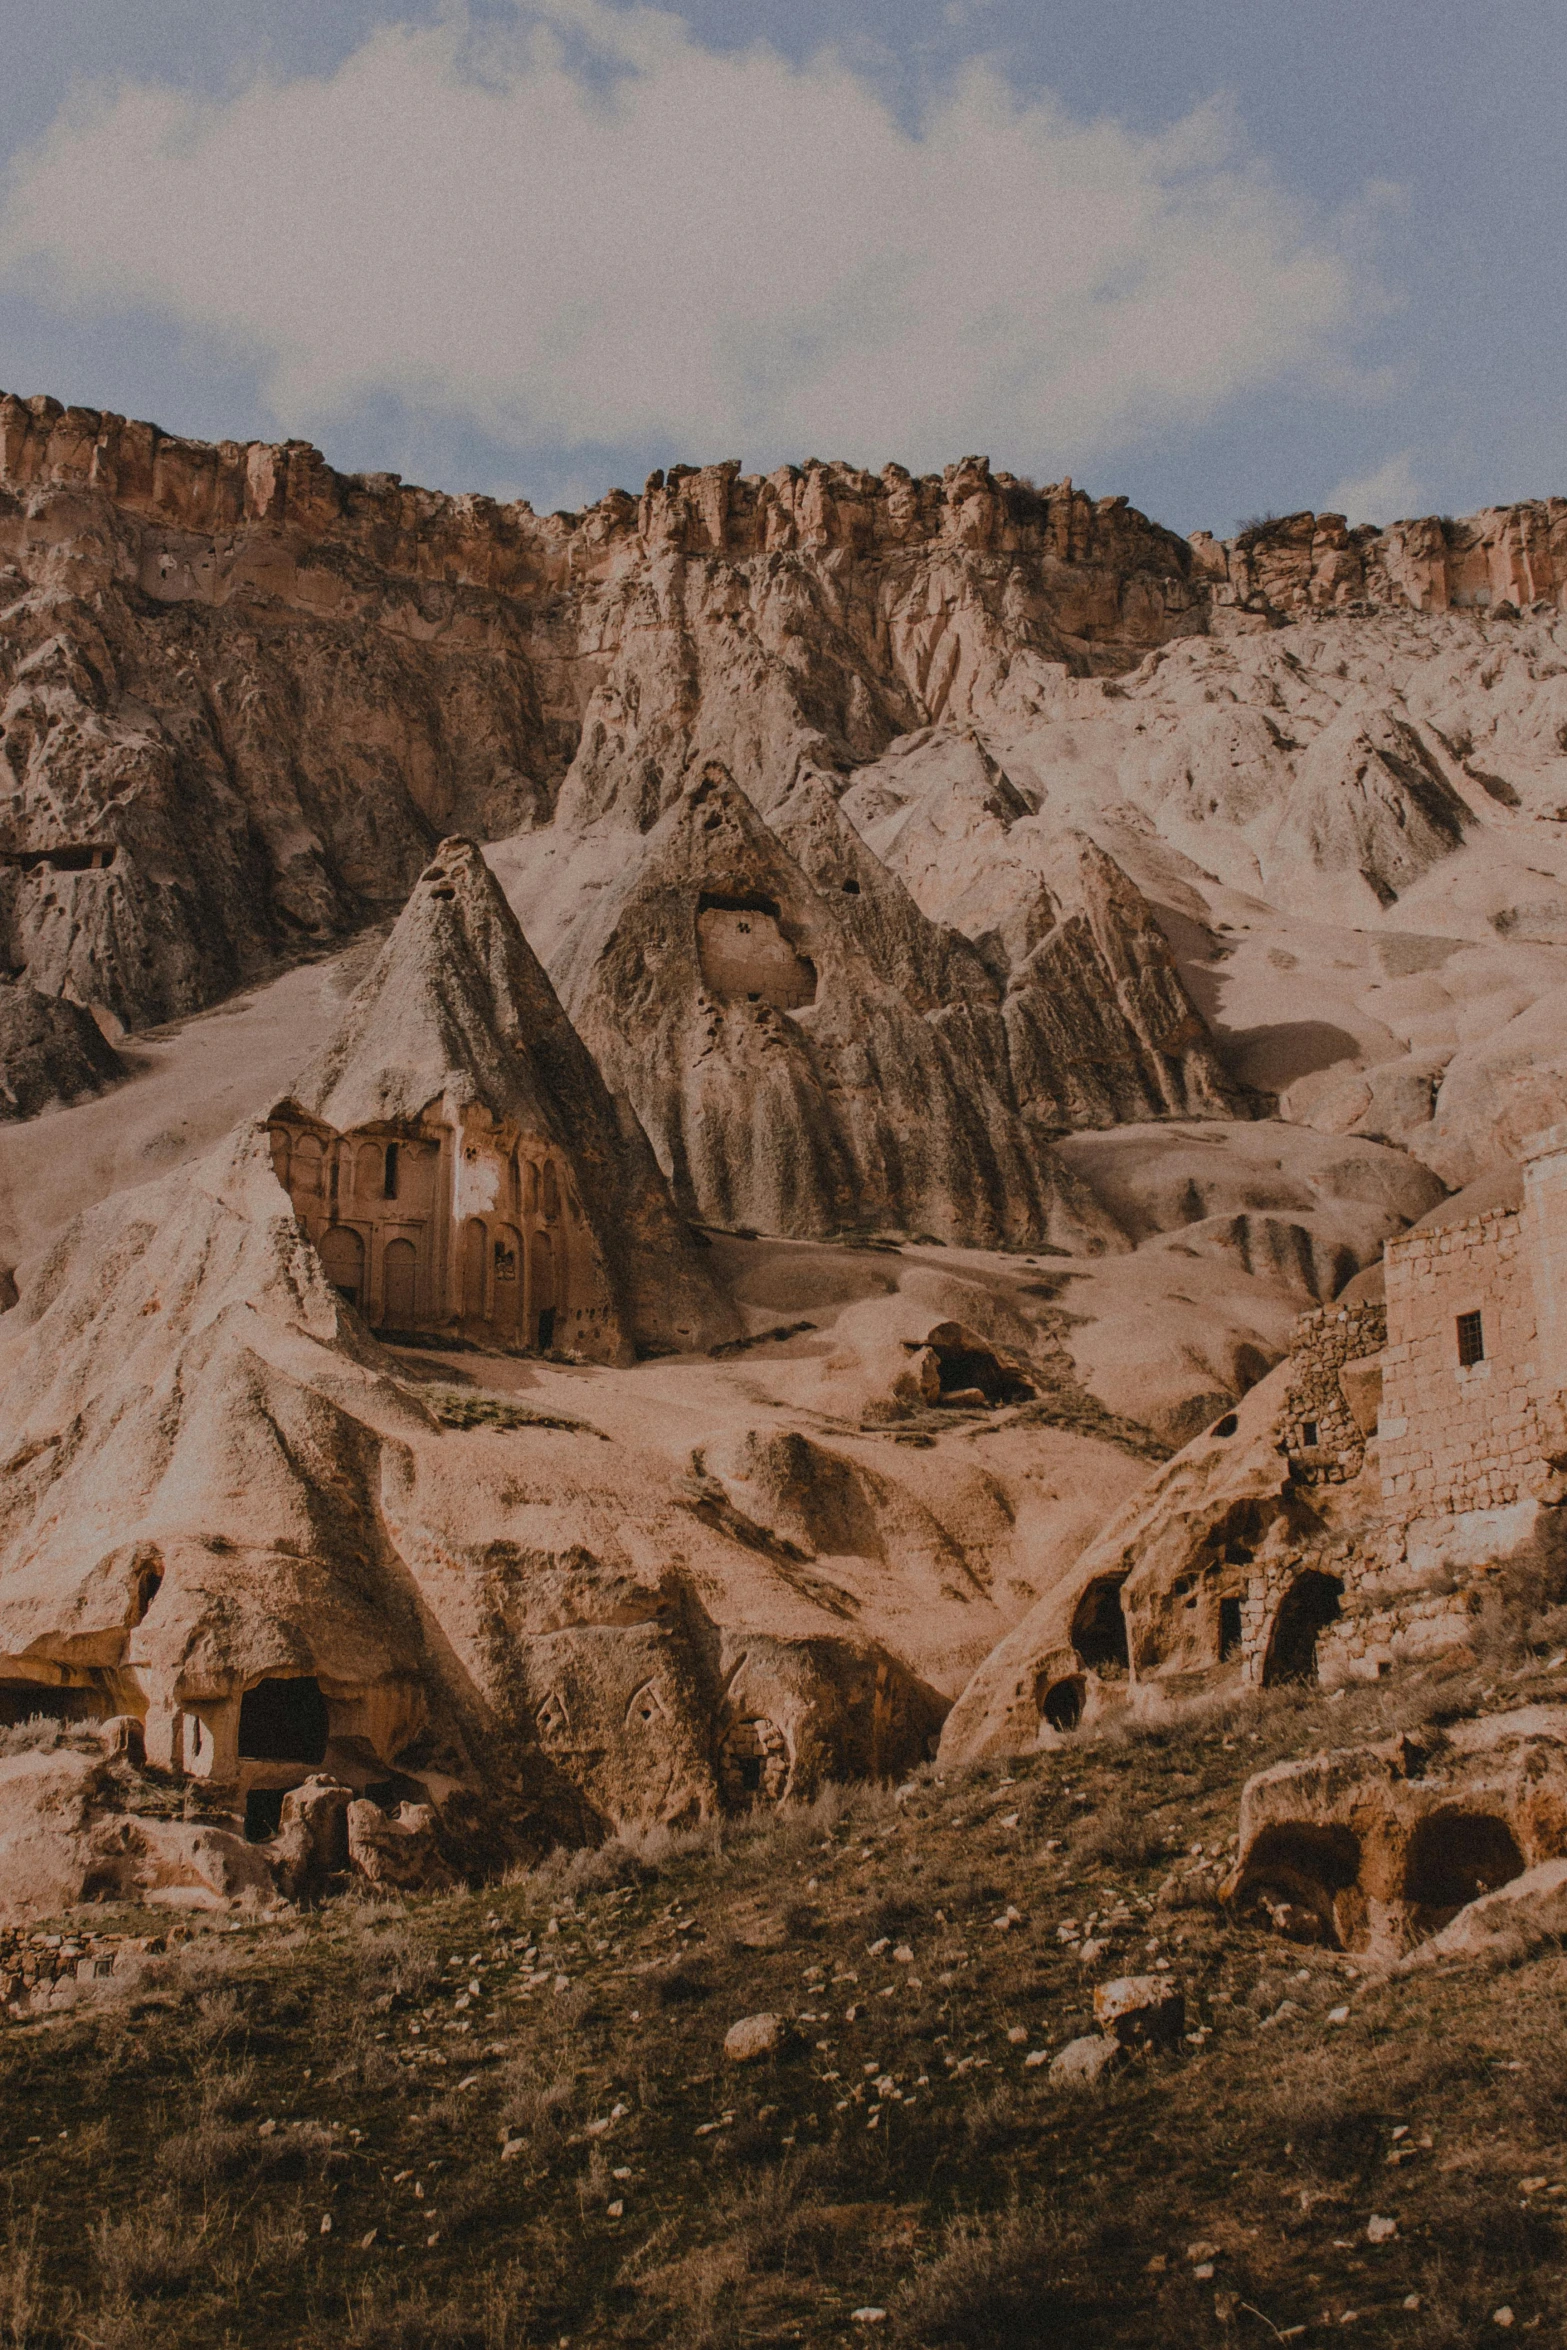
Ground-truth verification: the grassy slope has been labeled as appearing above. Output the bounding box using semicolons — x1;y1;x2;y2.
3;1655;1566;2350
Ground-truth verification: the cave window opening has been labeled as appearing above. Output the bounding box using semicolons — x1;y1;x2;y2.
1404;1811;1523;1920
1301;1420;1319;1448
1457;1311;1485;1367
244;1788;286;1843
383;1143;400;1201
1219;1596;1244;1661
1039;1673;1084;1733
133;1563;163;1625
238;1676;329;1765
842;878;861;895
1213;1413;1239;1438
1263;1571;1343;1686
1071;1577;1129;1675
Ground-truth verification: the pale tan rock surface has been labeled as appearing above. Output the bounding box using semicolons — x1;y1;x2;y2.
6;390;1567;1908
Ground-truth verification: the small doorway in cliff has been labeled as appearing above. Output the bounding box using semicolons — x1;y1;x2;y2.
462;1220;487;1321
383;1238;417;1328
531;1229;557;1352
319;1225;365;1308
719;1715;790;1807
1071;1576;1129;1676
1404;1811;1525;1934
1037;1671;1085;1734
1263;1571;1343;1685
238;1676;329;1766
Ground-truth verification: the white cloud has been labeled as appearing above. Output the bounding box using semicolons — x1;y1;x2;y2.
0;1;1378;479
1325;449;1425;527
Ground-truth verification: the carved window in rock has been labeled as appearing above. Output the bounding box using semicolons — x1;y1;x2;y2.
523;1159;541;1215
319;1225;365;1307
541;1161;561;1223
382;1238;417;1328
1404;1811;1524;1930
383;1142;400;1201
462;1219;488;1321
535;1688;571;1742
1037;1671;1084;1733
0;1680;104;1727
291;1132;324;1206
1219;1596;1244;1661
626;1681;670;1730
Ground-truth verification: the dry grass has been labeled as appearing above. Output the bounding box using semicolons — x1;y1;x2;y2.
2;1650;1566;2345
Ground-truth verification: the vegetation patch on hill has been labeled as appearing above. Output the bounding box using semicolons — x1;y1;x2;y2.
3;1650;1567;2347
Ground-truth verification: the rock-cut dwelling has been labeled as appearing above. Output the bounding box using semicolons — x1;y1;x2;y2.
267;837;733;1366
266;1102;606;1355
940;1124;1567;1759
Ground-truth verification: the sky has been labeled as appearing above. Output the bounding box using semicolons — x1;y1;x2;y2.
0;0;1562;536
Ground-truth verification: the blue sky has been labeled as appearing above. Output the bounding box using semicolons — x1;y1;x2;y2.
1;0;1562;534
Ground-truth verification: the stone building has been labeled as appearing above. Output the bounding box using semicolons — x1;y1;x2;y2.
942;1126;1567;1760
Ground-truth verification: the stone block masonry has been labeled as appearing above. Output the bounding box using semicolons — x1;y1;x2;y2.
1282;1301;1388;1487
1380;1203;1549;1519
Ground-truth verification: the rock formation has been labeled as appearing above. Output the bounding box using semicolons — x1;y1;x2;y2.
4;383;1567;1913
0;980;121;1119
941;1129;1567;1763
271;834;734;1362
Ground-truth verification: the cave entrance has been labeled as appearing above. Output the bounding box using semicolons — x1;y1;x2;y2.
926;1326;1035;1407
1037;1673;1084;1734
244;1788;286;1843
1404;1812;1524;1930
1235;1822;1362;1947
0;1681;104;1728
1263;1571;1343;1686
238;1676;329;1766
1071;1576;1130;1675
718;1715;790;1807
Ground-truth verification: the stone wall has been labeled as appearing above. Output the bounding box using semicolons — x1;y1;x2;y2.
1380;1207;1545;1518
1281;1301;1388;1487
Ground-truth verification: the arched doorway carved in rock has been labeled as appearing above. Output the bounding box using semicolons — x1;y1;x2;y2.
1263;1571;1344;1686
383;1237;417;1327
493;1224;523;1340
462;1219;488;1322
319;1225;365;1307
530;1228;556;1350
1071;1576;1130;1676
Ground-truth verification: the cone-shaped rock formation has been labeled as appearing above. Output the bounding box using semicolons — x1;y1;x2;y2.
270;837;736;1362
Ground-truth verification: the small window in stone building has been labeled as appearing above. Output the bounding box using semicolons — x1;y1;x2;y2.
383;1142;400;1201
1301;1420;1319;1448
1219;1597;1244;1660
1457;1310;1485;1367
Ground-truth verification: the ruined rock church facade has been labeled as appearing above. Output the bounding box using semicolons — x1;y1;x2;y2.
266;1099;619;1358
